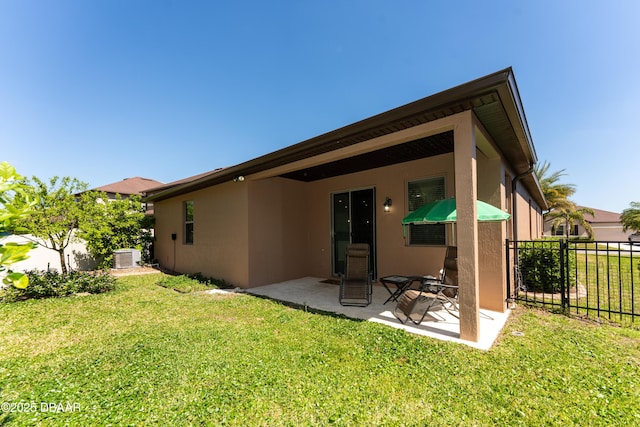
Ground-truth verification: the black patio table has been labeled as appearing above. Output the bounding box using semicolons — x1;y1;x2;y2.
380;275;426;304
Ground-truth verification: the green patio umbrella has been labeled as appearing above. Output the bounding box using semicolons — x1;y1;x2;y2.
402;197;511;225
402;198;510;242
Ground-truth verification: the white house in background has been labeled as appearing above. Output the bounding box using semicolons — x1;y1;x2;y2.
0;231;94;272
544;206;628;241
1;177;163;273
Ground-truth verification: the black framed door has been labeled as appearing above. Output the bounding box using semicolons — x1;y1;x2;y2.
331;188;376;278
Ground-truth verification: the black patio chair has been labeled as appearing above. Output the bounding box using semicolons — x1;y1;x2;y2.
339;243;373;307
394;246;459;324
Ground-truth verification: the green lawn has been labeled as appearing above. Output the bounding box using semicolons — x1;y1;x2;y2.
518;245;640;324
571;251;640;322
1;274;639;426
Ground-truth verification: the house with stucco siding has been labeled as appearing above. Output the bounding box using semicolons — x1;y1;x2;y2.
145;68;546;342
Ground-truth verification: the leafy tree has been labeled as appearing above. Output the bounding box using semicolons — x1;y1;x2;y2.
14;176;93;274
14;174;153;273
534;161;576;211
0;162;36;288
620;202;640;232
545;201;595;239
77;192;152;269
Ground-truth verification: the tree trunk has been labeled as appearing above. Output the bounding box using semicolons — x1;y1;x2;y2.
58;249;67;274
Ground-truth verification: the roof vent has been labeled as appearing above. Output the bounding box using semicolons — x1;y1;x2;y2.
113;249;141;269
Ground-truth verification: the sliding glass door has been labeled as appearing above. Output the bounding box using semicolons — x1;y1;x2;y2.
331;188;376;278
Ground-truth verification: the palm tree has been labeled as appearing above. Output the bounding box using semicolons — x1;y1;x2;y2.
545;201;595;239
534;161;576;211
620;202;640;232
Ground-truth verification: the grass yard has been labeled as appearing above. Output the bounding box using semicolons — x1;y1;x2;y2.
1;274;639;426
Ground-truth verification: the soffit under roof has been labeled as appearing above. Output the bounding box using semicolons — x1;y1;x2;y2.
281;131;454;182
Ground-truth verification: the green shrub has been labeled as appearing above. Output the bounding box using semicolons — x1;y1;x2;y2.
1;270;116;302
517;240;576;293
79;272;117;294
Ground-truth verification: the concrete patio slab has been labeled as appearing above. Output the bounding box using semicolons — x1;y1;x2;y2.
246;277;510;350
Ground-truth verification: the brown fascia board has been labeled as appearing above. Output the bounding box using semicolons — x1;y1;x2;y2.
473;69;544;209
498;71;537;164
144;169;224;195
495;73;546;209
146;67;542;203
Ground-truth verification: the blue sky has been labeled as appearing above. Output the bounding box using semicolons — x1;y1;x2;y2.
1;0;639;213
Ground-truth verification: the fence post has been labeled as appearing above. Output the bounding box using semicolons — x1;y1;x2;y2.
506;239;512;304
560;240;570;309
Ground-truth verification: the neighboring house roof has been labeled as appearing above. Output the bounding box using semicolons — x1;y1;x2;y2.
581;207;621;224
93;177;164;197
145;67;545;208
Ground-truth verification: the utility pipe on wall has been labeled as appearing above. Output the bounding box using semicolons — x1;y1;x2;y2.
507;163;535;305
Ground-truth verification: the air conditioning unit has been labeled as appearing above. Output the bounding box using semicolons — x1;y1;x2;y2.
113;249;141;269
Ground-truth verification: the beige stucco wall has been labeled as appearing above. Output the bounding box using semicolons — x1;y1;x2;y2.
247;178;310;286
476;137;508;312
154;182;250;286
513;185;542;241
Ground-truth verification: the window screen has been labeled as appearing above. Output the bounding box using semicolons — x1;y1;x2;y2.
407;177;446;245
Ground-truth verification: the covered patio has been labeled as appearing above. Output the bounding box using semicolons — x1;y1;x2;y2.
246;277;510;350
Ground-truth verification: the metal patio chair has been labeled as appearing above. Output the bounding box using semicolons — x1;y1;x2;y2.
394;246;459;324
339;243;373;307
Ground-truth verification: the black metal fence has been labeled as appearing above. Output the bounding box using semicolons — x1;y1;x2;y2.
507;239;639;324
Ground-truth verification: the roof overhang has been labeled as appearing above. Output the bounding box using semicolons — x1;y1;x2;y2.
145;67;545;208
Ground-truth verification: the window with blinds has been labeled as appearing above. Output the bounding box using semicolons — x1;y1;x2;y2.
407;177;446;245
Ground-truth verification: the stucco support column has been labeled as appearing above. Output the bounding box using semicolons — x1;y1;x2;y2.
477;154;508;312
454;111;480;342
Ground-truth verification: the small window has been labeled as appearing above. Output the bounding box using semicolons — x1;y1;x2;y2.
407;177;446;245
185;201;194;244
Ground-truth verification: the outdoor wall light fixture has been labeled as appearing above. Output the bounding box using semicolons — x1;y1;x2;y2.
233;176;245;182
384;197;392;212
